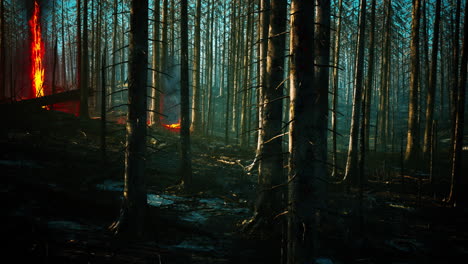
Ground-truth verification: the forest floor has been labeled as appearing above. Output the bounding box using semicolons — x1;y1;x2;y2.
1;107;468;264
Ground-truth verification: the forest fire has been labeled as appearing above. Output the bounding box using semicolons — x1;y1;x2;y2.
162;121;181;132
29;1;45;98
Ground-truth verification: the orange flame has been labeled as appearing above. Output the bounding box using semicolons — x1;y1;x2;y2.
162;120;181;132
29;1;45;98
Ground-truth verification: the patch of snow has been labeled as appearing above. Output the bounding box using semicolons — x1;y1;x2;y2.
180;211;208;224
315;258;334;264
147;194;176;207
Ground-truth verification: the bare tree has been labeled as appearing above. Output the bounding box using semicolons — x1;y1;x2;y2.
343;0;367;186
180;0;192;190
447;0;467;206
288;0;327;261
405;0;421;164
110;0;149;237
423;0;441;156
190;0;202;134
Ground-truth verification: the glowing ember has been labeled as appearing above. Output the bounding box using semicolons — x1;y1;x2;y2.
162;121;181;132
29;1;45;98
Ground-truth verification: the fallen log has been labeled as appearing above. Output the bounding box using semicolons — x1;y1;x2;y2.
2;89;81;108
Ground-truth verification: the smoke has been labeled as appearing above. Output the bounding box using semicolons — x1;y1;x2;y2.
162;64;181;124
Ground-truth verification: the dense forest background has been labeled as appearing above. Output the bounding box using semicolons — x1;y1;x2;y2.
0;0;468;263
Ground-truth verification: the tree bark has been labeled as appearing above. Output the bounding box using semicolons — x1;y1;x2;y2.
331;0;343;177
288;0;327;261
180;0;193;190
1;0;6;101
447;0;468;206
149;0;161;126
254;0;286;227
190;0;202;134
405;0;421;164
80;0;90;119
110;0;149;238
363;0;376;152
377;0;391;152
343;0;367;186
423;0;441;156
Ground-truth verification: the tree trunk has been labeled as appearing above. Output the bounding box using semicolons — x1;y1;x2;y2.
404;0;421;164
450;0;461;164
240;0;253;148
364;0;376;152
246;0;270;171
377;0;391;152
252;0;286;228
110;0;149;238
343;0;367;186
447;0;468;206
161;0;168;121
190;0;202;134
423;0;441;156
77;0;82;109
150;0;161;126
80;0;90;119
180;0;192;190
1;0;6;101
110;0;118;108
331;0;343;177
288;0;327;261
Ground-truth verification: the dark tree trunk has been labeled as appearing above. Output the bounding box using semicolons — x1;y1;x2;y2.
288;0;327;261
0;0;5;101
448;0;468;206
423;0;441;156
405;0;421;164
80;0;89;119
364;0;376;152
331;0;343;177
180;0;192;190
252;0;286;229
377;0;391;152
77;0;82;109
110;0;149;238
343;0;367;186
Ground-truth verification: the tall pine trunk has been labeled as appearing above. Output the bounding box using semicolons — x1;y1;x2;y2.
343;0;367;186
110;0;149;237
423;0;441;156
331;0;343;177
405;0;421;164
190;0;202;134
364;0;376;152
254;0;286;227
180;0;192;190
288;0;327;261
447;0;468;206
80;0;89;119
150;0;161;126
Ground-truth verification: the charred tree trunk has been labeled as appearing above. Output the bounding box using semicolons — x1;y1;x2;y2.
288;0;327;261
423;0;441;156
405;0;421;164
110;0;149;237
447;0;468;206
190;0;202;134
343;0;367;186
180;0;192;190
